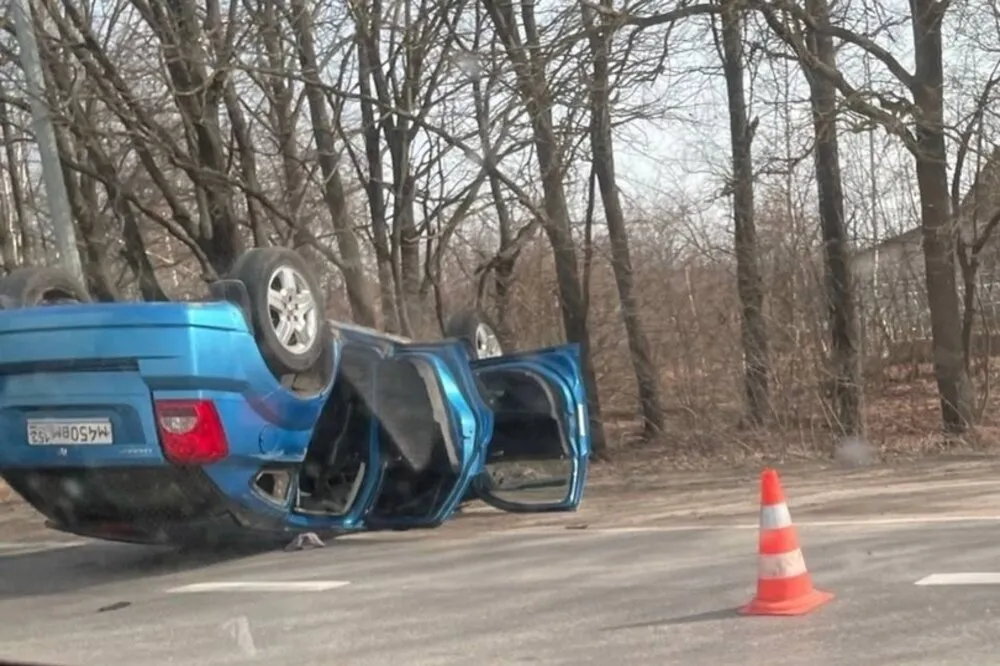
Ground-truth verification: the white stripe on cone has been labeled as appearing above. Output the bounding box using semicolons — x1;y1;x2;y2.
760;503;793;530
758;549;808;579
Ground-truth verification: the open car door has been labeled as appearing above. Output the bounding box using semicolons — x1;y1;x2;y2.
469;343;590;512
366;340;494;529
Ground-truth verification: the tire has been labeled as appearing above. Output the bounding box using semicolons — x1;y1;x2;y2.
227;248;327;376
443;308;504;359
0;267;91;307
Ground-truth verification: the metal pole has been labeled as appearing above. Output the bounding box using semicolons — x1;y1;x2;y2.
10;0;84;283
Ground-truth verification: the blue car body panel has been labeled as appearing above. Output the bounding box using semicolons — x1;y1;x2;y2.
0;301;331;461
367;340;495;529
469;344;591;512
0;301;589;545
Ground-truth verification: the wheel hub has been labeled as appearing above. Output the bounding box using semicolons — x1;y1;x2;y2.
475;323;503;359
268;266;318;355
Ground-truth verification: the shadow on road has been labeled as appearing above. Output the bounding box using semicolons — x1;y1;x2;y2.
0;530;389;600
604;607;740;631
0;541;279;599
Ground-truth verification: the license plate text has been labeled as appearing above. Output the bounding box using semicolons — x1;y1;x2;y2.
27;419;114;446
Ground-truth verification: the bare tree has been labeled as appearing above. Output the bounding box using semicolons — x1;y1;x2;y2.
582;0;665;439
342;0;494;337
479;0;608;455
803;0;861;436
470;31;525;350
0;98;33;266
132;0;246;273
716;1;771;424
350;0;399;332
756;0;975;432
286;0;378;326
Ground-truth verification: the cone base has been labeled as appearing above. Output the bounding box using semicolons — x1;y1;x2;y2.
739;588;834;616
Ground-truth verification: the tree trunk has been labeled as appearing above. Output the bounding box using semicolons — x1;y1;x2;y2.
356;26;399;332
35;27;166;300
222;81;268;247
719;2;771;424
204;0;267;249
535;143;607;455
0;144;17;272
0;182;14;273
64;168;119;301
480;0;608;456
471;48;519;350
287;0;377;327
254;0;307;246
805;0;862;436
910;0;974;432
390;158;420;337
145;0;243;273
0;100;32;266
52;127;118;301
584;1;665;439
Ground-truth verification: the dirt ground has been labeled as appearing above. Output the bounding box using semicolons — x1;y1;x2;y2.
4;451;1000;543
444;452;1000;534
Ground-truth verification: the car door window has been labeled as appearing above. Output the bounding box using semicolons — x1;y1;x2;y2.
476;367;572;507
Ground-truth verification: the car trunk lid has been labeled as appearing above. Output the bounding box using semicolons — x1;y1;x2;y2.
0;301;249;467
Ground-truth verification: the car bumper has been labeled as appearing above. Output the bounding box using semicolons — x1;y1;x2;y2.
0;466;299;546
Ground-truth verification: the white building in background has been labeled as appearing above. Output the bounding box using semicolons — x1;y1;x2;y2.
850;151;1000;360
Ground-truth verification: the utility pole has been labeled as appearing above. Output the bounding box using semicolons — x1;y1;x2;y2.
11;0;84;284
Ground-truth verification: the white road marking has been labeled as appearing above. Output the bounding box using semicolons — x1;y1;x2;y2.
0;540;86;556
221;616;258;657
167;580;351;593
0;540;86;549
915;573;1000;586
792;515;1000;528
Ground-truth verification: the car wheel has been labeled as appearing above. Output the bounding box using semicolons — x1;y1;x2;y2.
0;266;91;307
227;248;326;376
443;308;504;359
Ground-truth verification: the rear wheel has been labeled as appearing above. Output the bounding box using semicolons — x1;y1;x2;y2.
443;309;503;360
0;266;91;307
227;248;327;377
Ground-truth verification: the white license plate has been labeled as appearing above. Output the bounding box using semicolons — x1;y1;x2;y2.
26;418;114;446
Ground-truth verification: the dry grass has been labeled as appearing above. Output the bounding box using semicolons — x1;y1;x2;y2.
584;354;1000;478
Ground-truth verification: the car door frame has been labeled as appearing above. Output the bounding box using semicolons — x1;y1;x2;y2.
280;335;384;534
363;340;494;530
467;343;590;513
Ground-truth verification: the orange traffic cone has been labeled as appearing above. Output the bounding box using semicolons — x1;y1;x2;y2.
741;468;834;616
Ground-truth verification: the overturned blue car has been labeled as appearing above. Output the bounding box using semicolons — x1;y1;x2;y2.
0;248;590;546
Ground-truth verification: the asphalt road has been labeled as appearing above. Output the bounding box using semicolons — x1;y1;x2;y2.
1;515;1000;665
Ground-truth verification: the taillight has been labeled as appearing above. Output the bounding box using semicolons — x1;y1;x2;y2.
154;399;229;465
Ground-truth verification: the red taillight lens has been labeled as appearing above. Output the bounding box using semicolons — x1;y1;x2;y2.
154;399;229;465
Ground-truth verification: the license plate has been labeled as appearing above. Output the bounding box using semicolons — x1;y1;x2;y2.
26;418;114;445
